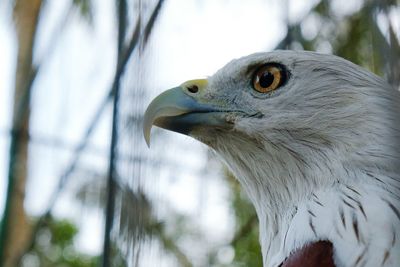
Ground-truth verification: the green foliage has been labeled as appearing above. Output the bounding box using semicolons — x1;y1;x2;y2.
292;0;399;85
225;172;262;267
72;0;93;24
49;219;78;247
21;217;99;267
109;244;128;267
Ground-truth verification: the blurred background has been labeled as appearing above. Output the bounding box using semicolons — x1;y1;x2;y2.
0;0;399;266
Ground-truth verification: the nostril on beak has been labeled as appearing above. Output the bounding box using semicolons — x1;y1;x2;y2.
187;85;199;94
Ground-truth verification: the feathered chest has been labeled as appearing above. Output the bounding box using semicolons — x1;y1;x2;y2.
263;182;400;267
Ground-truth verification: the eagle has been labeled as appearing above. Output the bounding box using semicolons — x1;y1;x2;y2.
143;51;400;267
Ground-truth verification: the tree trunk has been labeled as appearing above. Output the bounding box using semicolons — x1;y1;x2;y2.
0;0;42;266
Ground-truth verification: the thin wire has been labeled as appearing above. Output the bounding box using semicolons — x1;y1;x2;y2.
101;0;127;265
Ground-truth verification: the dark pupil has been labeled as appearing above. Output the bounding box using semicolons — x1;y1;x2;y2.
259;71;274;88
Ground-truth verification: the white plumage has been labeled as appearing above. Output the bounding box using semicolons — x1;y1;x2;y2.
144;51;400;267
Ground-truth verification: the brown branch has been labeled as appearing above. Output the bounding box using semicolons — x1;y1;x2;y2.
0;1;43;266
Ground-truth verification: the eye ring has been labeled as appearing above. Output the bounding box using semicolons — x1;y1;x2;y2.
252;64;286;93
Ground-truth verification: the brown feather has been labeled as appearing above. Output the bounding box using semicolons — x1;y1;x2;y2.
280;241;335;267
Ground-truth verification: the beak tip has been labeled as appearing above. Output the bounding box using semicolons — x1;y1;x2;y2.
143;125;152;148
145;138;151;148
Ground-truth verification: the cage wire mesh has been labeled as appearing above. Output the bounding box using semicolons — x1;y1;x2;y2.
106;0;182;266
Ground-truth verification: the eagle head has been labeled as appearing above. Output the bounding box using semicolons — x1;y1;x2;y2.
143;51;400;267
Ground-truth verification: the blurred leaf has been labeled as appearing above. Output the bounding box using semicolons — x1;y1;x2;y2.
49;219;77;247
314;0;330;18
21;217;100;267
224;171;262;267
72;0;93;24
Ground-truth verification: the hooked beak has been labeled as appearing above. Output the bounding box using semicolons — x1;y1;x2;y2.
143;80;231;147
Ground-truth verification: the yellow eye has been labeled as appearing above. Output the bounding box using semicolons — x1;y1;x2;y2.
252;65;284;93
